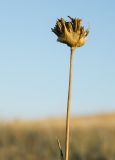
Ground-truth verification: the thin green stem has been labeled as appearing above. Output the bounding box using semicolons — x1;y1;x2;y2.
65;47;74;160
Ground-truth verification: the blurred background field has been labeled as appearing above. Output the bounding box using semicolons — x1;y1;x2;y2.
0;113;115;160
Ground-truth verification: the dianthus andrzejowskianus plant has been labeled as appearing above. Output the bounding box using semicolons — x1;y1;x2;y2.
52;16;89;160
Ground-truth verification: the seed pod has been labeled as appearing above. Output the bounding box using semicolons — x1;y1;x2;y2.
52;16;89;48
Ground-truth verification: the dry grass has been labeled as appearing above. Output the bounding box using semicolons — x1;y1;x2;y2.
0;113;115;160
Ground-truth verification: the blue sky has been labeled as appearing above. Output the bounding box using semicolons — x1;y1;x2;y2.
0;0;115;119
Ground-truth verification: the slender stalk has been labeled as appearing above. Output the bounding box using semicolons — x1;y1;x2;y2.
65;47;74;160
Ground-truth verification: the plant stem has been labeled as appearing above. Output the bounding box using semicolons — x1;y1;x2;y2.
65;47;74;160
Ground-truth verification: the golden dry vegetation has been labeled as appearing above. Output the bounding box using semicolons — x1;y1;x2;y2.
0;113;115;160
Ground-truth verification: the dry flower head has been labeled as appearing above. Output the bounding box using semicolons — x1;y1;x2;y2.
52;16;89;48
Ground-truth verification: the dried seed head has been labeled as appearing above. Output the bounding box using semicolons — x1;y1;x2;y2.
52;16;89;48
